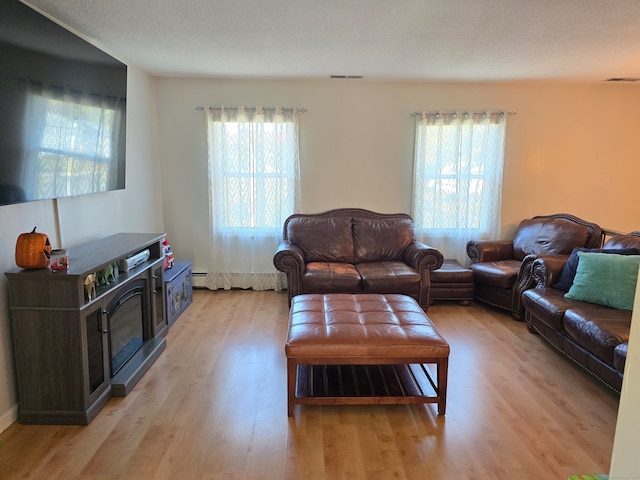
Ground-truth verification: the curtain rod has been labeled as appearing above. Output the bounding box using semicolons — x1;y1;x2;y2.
411;110;517;117
195;106;307;113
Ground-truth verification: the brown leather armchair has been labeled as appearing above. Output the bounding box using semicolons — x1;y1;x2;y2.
466;213;602;319
273;208;443;308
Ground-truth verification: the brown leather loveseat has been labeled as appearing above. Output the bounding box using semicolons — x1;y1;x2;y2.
273;208;443;308
522;232;640;392
467;213;602;319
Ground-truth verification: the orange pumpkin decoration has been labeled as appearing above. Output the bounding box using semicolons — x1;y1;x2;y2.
15;227;52;269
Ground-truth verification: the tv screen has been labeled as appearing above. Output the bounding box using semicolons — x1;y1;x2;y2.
0;0;127;206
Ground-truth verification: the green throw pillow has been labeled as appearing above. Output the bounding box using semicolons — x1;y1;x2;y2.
565;252;640;310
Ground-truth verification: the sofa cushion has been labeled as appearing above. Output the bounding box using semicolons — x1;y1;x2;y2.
563;306;631;366
512;217;593;261
353;216;413;263
469;260;521;289
356;261;420;296
522;287;574;330
553;247;640;292
287;216;355;263
565;252;640;310
302;262;362;293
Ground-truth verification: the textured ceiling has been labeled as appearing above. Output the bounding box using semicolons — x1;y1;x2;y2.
22;0;640;82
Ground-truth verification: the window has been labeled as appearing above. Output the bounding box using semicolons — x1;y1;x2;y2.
212;120;298;232
204;106;301;291
412;111;506;264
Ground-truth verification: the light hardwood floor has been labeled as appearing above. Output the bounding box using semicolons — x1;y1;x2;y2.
0;290;619;479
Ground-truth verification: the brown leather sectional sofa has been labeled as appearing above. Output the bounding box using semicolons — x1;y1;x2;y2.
273;208;443;308
522;232;640;391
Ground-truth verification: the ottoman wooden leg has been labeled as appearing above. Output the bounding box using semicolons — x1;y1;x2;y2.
287;358;297;416
437;358;449;416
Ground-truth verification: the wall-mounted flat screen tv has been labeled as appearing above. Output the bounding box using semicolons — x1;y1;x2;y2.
0;0;127;206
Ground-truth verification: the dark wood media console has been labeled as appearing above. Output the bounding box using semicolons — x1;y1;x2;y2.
6;233;169;425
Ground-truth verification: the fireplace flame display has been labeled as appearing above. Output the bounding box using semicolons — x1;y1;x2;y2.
106;279;147;375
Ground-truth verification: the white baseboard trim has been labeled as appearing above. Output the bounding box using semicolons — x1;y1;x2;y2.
0;404;18;433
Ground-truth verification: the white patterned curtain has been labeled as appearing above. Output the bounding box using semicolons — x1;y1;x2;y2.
204;106;302;291
412;111;506;265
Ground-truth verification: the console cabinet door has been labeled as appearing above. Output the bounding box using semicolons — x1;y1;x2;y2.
83;305;108;397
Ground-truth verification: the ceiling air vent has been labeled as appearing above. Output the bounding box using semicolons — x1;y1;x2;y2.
330;75;363;79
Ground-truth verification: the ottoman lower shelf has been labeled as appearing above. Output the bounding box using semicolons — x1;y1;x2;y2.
294;363;441;407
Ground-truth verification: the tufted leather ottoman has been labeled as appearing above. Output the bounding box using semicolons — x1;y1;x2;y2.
430;259;475;305
285;293;450;416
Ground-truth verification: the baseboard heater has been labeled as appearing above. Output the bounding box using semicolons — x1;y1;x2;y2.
191;271;207;288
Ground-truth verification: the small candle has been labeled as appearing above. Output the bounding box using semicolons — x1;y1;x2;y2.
50;249;69;272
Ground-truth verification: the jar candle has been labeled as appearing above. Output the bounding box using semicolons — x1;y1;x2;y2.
50;249;69;272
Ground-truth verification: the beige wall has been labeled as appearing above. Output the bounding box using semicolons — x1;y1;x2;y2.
0;66;163;430
155;77;640;275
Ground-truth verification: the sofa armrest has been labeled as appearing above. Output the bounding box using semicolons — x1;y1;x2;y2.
273;241;305;305
466;240;514;263
403;241;444;272
404;241;443;309
530;254;570;288
511;254;542;319
512;253;570;318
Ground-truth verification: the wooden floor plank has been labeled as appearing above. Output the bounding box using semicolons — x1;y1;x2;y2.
0;290;619;479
